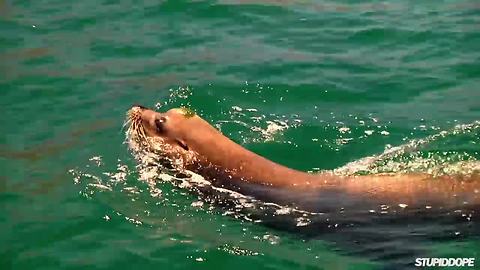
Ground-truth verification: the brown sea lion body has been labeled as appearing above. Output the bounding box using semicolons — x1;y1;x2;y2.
126;106;480;211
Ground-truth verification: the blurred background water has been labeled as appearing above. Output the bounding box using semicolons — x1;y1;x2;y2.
1;0;479;269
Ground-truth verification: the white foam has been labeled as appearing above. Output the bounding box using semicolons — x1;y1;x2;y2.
335;121;480;176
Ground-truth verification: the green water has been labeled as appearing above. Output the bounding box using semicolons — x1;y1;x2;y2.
2;0;480;269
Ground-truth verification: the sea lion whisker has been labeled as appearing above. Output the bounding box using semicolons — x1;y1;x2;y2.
121;118;132;133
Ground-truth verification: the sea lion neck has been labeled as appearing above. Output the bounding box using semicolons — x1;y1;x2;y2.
178;117;326;187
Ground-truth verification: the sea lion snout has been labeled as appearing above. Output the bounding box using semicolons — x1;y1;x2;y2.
129;106;165;137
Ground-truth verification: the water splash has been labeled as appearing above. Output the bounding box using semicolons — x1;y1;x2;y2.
335;121;480;176
216;105;303;144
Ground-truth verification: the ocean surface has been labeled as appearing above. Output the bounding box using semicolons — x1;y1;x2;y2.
1;0;480;269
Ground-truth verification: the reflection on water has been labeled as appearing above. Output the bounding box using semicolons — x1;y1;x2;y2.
0;47;49;62
0;120;113;161
220;0;396;12
221;0;480;15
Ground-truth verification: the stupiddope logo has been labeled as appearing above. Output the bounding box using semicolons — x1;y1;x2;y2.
415;258;475;267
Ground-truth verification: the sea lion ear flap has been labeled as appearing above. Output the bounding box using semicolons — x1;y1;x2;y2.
175;139;189;151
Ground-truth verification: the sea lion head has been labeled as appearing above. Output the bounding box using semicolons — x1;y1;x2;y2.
125;105;207;170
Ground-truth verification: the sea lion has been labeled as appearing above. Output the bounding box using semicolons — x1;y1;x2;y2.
125;105;480;212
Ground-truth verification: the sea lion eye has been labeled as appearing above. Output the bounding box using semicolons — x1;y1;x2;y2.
154;117;167;133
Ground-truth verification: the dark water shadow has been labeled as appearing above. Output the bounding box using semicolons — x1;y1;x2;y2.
171;174;480;269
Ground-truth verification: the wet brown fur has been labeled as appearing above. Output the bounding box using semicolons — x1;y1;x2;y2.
126;106;480;210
